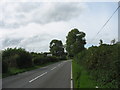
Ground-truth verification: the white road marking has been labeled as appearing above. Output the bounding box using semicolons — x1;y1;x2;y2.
42;66;47;69
29;72;47;83
71;62;73;89
51;67;56;71
63;61;67;63
58;64;61;67
29;61;69;83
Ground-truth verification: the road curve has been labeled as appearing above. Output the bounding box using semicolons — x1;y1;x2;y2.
2;60;72;88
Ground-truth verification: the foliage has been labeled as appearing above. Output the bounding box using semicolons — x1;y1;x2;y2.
2;60;8;73
66;28;86;57
72;60;96;88
2;48;33;69
16;50;33;68
50;39;65;57
33;55;45;65
74;44;119;88
99;39;103;45
33;55;58;65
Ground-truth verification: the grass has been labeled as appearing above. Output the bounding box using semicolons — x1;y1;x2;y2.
72;60;96;88
2;61;58;78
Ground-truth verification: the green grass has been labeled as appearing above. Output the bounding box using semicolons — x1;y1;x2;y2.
2;61;59;78
72;60;96;88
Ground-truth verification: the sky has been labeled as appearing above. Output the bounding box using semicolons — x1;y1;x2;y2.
0;1;118;52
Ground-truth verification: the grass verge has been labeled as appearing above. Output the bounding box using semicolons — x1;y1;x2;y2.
72;60;96;88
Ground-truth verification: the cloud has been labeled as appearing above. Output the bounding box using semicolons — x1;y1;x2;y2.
2;37;23;47
0;2;117;52
0;2;86;28
1;30;52;52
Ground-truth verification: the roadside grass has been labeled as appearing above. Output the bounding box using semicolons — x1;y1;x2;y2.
2;61;58;78
72;60;96;88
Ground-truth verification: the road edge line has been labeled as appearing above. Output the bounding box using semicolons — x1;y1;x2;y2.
71;60;73;89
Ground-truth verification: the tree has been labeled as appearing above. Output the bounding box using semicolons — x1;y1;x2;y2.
66;28;86;57
99;39;103;45
111;39;116;45
50;39;64;57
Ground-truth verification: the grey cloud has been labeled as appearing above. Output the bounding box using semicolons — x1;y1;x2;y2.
2;34;51;52
2;38;23;47
0;22;24;29
15;14;26;19
16;2;42;13
20;34;50;45
0;2;85;28
33;3;84;24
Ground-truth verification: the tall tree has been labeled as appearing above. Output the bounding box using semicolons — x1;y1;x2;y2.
111;39;116;45
66;28;86;57
99;39;103;45
50;39;64;57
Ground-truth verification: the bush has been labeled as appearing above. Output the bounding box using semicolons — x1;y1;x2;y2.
47;56;58;62
16;50;33;68
33;55;58;65
33;55;46;65
59;55;67;60
2;48;33;69
2;61;8;73
75;44;119;88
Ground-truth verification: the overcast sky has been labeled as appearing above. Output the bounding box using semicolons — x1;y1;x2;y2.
0;1;118;52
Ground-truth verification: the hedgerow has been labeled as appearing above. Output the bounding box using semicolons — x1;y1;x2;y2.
75;44;119;88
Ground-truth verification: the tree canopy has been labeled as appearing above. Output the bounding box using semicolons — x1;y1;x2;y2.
66;28;86;57
50;39;64;57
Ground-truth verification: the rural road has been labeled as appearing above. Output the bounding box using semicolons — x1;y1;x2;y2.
2;60;72;88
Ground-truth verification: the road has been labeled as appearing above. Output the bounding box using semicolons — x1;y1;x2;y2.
2;60;72;88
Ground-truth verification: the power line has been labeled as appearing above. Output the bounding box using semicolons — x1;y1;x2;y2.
89;5;120;44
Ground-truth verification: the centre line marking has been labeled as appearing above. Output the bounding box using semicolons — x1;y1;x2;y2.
42;66;47;68
29;72;47;83
58;64;61;66
51;67;56;70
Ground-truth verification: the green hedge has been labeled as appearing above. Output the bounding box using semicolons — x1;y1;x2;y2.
75;44;119;88
2;48;33;69
2;60;8;73
33;56;58;65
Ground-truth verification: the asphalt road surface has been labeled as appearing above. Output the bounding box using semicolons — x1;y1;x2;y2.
2;60;72;88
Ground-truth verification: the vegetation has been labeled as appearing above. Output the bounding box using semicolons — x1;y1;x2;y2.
50;39;65;57
65;28;119;88
72;60;96;88
73;43;119;88
66;28;86;57
2;48;33;71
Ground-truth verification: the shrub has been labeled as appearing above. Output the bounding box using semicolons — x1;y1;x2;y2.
47;56;58;62
59;55;67;60
2;61;8;73
2;48;33;69
75;44;119;88
16;50;33;68
33;55;45;65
